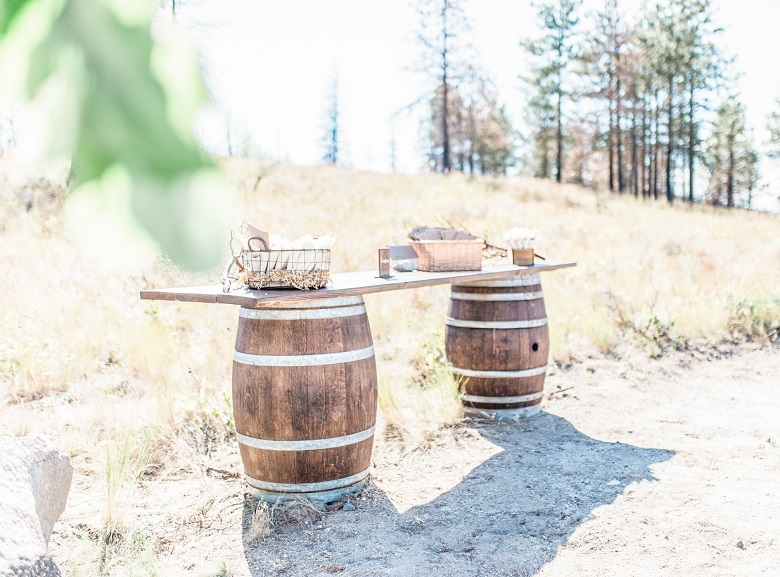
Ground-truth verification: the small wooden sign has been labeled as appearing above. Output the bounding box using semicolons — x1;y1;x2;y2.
378;248;391;277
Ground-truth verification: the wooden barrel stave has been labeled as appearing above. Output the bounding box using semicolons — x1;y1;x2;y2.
446;323;549;371
232;296;377;501
238;439;375;485
445;274;549;420
235;303;373;355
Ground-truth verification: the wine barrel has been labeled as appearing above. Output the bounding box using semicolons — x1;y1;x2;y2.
232;296;377;502
445;274;549;420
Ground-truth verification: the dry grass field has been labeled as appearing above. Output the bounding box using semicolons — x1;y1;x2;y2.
1;158;778;576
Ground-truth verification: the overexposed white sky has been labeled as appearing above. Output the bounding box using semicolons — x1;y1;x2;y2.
175;0;778;203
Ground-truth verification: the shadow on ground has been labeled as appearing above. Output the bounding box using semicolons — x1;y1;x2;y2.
242;412;674;577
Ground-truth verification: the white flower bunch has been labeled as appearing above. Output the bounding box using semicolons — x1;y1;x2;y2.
503;227;539;250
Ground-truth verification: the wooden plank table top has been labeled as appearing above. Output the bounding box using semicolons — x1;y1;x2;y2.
140;260;576;308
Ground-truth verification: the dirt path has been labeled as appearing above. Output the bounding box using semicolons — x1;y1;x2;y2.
238;347;779;577
50;347;780;576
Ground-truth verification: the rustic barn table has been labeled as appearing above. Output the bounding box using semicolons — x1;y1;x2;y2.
141;261;575;502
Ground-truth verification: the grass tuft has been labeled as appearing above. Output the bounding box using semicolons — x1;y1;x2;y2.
104;434;158;533
728;296;780;343
176;377;234;455
606;291;685;358
377;333;462;440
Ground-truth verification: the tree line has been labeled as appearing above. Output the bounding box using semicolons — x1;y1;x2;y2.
414;0;780;209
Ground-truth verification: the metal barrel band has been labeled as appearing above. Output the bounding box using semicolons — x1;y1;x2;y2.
461;391;544;405
250;484;367;503
251;296;364;310
236;426;376;451
455;274;541;288
244;468;370;494
450;290;544;302
233;345;375;367
451;365;549;379
239;304;366;320
464;406;543;420
445;317;548;330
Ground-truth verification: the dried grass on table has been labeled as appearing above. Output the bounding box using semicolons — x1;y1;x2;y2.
239;269;330;290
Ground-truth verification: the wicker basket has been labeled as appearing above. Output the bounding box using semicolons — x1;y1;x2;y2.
410;239;483;272
233;237;331;290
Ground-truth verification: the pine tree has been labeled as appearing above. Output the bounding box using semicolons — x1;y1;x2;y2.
322;75;340;165
620;43;647;198
522;66;557;178
427;76;516;175
427;83;466;173
584;0;655;194
677;0;725;202
523;0;582;183
768;98;780;159
417;0;470;173
704;97;759;208
473;97;516;175
655;3;683;204
634;18;661;200
583;0;624;192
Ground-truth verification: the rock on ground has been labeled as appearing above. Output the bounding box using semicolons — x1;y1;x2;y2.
0;436;72;577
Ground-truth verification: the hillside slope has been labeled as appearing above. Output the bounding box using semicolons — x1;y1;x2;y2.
1;161;778;576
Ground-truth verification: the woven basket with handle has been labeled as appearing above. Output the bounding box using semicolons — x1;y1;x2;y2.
410;239;483;272
225;236;331;290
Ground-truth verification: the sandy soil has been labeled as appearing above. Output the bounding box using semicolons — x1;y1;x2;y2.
50;346;780;576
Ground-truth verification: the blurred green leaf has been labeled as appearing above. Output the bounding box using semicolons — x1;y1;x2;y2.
0;0;225;270
131;170;227;270
0;0;33;34
61;0;208;181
